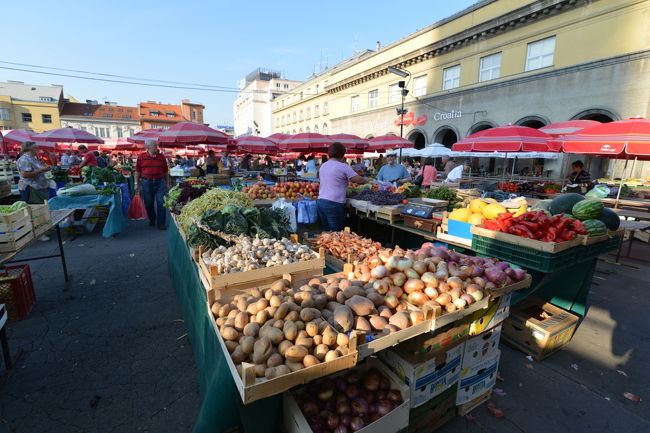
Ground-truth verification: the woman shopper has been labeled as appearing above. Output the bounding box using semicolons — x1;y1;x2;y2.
317;142;368;231
417;157;438;187
16;141;51;241
205;150;219;174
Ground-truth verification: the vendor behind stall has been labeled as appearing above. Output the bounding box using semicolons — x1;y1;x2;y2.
205;150;219;174
568;160;591;184
376;154;411;184
78;145;97;168
444;160;470;183
317;142;368;231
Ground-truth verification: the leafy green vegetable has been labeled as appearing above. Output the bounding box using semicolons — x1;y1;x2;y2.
187;223;224;249
425;186;462;211
178;189;252;232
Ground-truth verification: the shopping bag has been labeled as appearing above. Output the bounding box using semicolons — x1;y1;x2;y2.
128;194;147;220
271;198;297;232
297;198;318;224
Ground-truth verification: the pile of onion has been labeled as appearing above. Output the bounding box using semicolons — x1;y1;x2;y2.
361;243;526;316
297;366;403;432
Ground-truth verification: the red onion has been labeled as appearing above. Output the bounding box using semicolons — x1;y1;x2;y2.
318;384;334;401
345;384;359;399
512;268;526;281
375;400;393;416
369;412;382;423
351;398;369;416
325;398;336;412
336;401;351;415
379;375;390;391
335;394;348;406
362;369;381;391
308;415;326;433
335;377;347;392
376;390;387;401
359;388;376;404
300;399;319;417
334;425;350;433
350;416;366;432
484;267;506;286
495;261;510;271
387;389;403;405
340;414;352;427
346;372;360;384
324;411;340;430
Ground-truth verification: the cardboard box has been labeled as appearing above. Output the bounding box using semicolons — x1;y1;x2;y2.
405;386;456;433
462;325;502;368
465;292;511;336
457;389;492;416
283;358;410;433
379;343;462;408
501;298;579;360
397;322;469;364
456;350;500;405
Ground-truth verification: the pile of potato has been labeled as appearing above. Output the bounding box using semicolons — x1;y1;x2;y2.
211;274;427;381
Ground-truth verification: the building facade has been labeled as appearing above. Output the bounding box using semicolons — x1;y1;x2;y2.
60;101;141;140
0;81;64;132
233;68;301;137
273;0;650;178
140;100;205;130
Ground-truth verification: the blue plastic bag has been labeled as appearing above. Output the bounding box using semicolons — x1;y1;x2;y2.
297;198;318;224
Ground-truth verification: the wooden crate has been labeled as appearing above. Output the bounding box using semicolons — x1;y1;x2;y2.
198;246;326;302
377;205;403;224
403;215;438;233
28;204;51;230
436;227;472;248
209;295;360;404
470;225;583;253
0;180;11;198
0;207;34;252
581;233;609;246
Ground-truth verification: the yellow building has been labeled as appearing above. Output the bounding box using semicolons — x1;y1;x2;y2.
272;0;650;177
0;81;64;132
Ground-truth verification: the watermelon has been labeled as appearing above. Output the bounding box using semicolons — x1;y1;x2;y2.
599;207;621;230
563;213;576;220
572;199;604;220
549;193;585;215
583;219;607;237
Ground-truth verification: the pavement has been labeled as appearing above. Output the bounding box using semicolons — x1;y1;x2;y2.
0;221;200;433
0;220;648;433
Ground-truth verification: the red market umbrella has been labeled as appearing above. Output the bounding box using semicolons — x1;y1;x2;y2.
3;129;58;151
540;120;601;137
560;118;650;158
328;133;369;150
279;132;333;151
34;127;104;144
101;138;144;152
452;125;552;152
366;135;413;151
266;133;290;144
158;122;229;146
234;136;278;154
127;128;163;144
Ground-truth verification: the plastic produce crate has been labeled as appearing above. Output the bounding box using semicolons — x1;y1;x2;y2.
575;235;621;262
0;265;35;321
472;234;578;273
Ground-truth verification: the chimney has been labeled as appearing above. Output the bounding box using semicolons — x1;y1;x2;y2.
376;41;381;51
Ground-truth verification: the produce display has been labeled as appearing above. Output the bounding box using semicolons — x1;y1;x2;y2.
449;197;527;225
395;182;421;198
243;181;320;200
571;199;604;221
164;179;210;213
358;243;528;317
294;365;404;432
0;201;27;213
50;167;69;183
211;276;353;379
481;211;587;241
310;231;382;263
82;166;124;185
202;237;318;272
178;188;252;231
187;205;291;249
351;190;405;205
424;186;461;211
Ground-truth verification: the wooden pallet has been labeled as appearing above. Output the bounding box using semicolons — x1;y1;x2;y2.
471;226;583;253
457;389;492;416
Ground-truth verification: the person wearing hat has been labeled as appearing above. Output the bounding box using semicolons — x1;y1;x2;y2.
376;153;410;184
17;141;51;240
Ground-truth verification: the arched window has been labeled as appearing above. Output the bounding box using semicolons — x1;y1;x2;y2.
306;127;310;133
314;125;319;133
322;123;328;134
299;128;303;133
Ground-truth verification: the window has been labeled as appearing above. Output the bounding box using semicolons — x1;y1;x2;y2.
163;125;169;130
306;127;310;133
300;92;303;100
166;112;175;118
299;110;303;121
389;84;400;103
323;102;329;114
306;107;311;119
526;36;556;71
79;126;87;131
150;123;158;129
293;112;297;123
83;111;92;116
21;112;32;122
351;96;360;112
276;83;281;89
322;123;328;134
41;114;52;123
192;110;196;120
104;113;113;118
150;111;159;116
315;84;319;94
368;89;378;108
0;108;10;120
443;65;461;90
129;129;135;136
479;53;501;82
117;128;123;138
413;75;427;97
314;104;320;117
314;125;319;133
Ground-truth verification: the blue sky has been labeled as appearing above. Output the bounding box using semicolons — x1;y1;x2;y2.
0;0;477;126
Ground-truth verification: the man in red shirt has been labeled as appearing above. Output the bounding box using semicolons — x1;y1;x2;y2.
78;145;98;168
135;140;170;229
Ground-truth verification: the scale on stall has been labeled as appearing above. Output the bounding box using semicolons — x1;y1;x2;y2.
400;198;448;219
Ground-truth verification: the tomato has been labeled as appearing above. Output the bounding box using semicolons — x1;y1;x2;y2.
402;199;409;205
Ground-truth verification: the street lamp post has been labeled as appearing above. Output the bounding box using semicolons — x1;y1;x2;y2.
388;66;410;162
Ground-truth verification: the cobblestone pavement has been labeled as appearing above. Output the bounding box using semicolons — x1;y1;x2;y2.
0;221;200;433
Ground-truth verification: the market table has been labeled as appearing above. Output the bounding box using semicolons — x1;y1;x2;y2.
614;220;650;263
0;209;74;282
612;208;650;221
167;219;280;433
601;197;650;210
48;192;126;238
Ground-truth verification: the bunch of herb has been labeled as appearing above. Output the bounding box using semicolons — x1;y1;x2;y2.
425;186;462;211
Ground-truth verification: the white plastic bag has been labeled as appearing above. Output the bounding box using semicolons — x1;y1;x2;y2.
271;198;297;233
57;184;97;196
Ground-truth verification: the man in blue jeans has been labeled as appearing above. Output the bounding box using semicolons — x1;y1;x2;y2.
135;140;170;229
